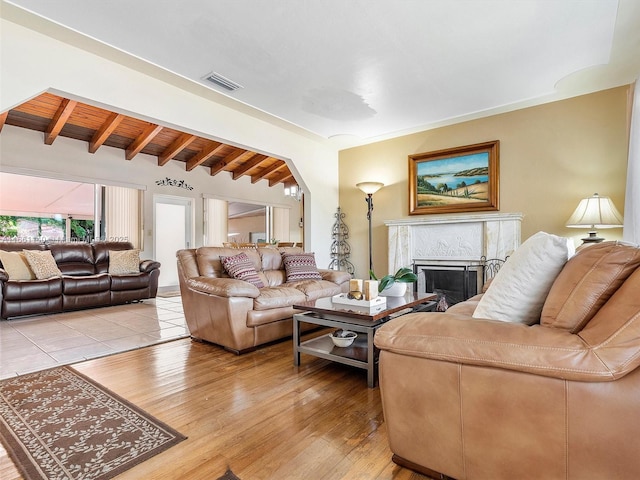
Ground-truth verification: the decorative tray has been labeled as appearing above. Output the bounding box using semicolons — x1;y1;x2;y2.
331;293;386;313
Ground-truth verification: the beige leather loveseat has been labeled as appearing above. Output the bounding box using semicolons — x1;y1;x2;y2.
375;239;640;479
177;246;350;353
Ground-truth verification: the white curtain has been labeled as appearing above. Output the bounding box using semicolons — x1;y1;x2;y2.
204;198;228;246
104;186;141;247
623;81;640;244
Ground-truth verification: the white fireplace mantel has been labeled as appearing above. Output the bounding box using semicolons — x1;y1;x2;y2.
385;212;523;273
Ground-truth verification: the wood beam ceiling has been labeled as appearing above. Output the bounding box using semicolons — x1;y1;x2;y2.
2;93;298;189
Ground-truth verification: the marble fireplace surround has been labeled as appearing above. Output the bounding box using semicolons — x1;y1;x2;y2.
385;212;523;274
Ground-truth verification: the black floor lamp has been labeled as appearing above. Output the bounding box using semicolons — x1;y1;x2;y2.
356;181;384;277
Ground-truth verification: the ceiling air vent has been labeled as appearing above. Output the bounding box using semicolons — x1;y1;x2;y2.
202;71;243;91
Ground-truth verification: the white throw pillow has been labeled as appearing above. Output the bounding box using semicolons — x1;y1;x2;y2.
472;231;573;325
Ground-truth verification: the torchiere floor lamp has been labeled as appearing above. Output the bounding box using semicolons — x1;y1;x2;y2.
356;182;384;277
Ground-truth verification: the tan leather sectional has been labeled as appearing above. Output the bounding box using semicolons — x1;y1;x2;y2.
375;241;640;479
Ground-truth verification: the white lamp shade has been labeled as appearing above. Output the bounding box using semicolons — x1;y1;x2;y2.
566;193;623;229
356;182;384;195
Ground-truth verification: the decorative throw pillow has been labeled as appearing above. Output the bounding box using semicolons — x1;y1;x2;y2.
221;252;265;288
282;252;322;282
472;231;573;325
22;249;62;280
108;250;140;275
0;250;36;280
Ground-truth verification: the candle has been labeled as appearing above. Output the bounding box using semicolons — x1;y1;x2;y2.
364;280;378;300
349;278;363;292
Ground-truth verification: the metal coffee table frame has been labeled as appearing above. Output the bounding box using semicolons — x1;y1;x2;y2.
293;293;436;387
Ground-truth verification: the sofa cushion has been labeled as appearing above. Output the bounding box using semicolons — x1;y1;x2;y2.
62;274;111;294
49;243;96;275
287;279;343;300
110;273;149;291
108;249;140;275
282;252;322;281
472;231;572;325
0;250;35;280
253;286;307;310
541;241;640;333
22;249;62;279
221;252;265;288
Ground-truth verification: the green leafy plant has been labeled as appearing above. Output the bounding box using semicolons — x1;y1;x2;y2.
369;267;418;292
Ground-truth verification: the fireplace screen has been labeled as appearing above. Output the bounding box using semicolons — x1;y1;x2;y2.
415;264;483;306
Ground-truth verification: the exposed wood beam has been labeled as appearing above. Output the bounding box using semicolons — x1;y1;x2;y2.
125;124;163;160
269;170;294;186
232;154;268;180
89;112;124;153
158;133;196;166
0;111;8;133
44;99;77;145
209;149;249;176
251;160;287;184
185;142;224;171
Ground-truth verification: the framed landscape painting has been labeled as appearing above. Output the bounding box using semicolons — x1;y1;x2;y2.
409;140;499;215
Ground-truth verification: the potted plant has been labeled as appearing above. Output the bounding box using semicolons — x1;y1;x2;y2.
369;267;418;297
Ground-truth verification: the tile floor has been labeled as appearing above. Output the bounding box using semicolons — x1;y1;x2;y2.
0;296;188;380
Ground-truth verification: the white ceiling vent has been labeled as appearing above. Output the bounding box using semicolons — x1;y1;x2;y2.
202;71;243;91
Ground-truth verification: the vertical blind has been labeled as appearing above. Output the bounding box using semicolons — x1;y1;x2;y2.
104;186;141;248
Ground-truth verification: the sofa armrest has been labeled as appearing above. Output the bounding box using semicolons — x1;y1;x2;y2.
139;259;161;273
186;276;260;298
375;312;630;382
0;268;8;283
319;269;351;285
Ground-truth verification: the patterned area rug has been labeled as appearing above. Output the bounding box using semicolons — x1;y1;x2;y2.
0;366;186;480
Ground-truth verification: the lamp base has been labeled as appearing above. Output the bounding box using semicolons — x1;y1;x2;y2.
581;231;604;243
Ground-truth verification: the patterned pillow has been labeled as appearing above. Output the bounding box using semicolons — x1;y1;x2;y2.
108;250;140;275
282;252;322;282
221;252;264;288
0;250;36;280
22;249;62;280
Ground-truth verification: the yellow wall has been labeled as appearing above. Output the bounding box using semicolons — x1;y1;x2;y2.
340;86;631;278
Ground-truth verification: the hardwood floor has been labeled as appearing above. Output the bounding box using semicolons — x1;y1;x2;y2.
0;334;432;480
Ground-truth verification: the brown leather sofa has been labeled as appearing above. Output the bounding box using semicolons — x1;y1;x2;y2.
0;241;160;319
375;241;640;479
177;246;350;353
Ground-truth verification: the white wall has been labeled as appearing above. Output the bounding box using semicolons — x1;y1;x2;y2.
0;15;339;266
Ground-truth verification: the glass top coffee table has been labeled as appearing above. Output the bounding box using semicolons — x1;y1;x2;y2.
293;292;436;387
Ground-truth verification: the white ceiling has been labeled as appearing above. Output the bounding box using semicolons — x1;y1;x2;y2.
5;0;640;145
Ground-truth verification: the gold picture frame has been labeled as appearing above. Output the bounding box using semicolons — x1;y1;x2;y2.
409;140;499;215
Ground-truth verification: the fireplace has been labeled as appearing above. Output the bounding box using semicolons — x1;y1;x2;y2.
415;262;483;305
386;212;522;304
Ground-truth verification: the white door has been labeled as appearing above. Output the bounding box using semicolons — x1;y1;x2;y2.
154;195;193;288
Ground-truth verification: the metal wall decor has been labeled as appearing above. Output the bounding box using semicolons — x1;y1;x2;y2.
328;207;355;275
155;177;194;191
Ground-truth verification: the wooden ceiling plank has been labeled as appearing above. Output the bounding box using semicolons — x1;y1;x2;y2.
0;111;8;133
125;124;163;160
44;99;77;145
269;170;294;187
251;160;287;183
210;148;248;176
89;112;124;153
232;154;268;179
185;142;224;171
158;133;196;166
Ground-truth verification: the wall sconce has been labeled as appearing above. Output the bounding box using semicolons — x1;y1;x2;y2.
356;181;384;275
566;193;623;243
284;185;302;201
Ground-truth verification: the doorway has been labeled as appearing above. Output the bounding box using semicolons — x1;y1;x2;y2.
154;195;193;289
